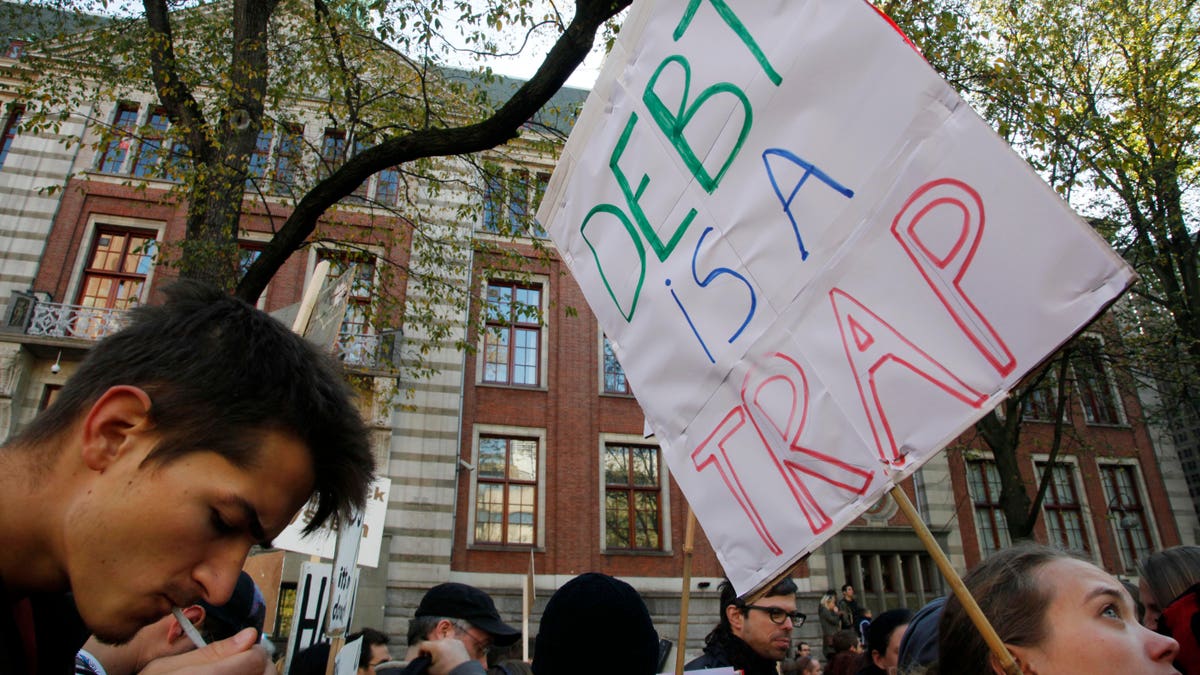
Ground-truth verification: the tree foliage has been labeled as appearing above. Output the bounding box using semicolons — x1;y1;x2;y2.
2;0;629;381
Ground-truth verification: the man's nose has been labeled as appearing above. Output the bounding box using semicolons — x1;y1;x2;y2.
193;546;247;605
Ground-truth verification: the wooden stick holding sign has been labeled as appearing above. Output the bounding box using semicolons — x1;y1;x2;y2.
888;485;1021;675
675;507;697;675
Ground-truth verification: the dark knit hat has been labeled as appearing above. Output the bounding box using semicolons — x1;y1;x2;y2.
416;582;521;646
532;573;659;675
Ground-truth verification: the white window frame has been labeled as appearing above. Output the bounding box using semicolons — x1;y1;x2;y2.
598;331;633;396
65;214;165;306
467;423;547;549
598;432;672;554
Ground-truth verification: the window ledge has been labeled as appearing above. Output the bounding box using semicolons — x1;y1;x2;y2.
476;382;548;392
466;544;544;553
599;391;636;399
601;548;674;557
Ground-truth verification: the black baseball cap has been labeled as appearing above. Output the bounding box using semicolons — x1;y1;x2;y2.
415;582;520;646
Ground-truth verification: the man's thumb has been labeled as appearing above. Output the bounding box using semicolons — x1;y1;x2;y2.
200;628;259;659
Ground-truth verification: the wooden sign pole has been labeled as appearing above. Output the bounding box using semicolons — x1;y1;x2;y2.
889;485;1021;675
675;508;697;675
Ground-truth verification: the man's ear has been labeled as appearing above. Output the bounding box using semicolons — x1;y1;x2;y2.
725;604;745;635
433;618;456;640
79;386;154;471
166;605;206;645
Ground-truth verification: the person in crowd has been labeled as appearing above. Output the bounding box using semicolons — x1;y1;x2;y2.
0;281;374;675
488;662;532;675
392;582;520;675
797;641;812;659
855;608;911;675
1139;545;1200;672
531;573;659;675
76;572;266;675
837;585;865;630
939;542;1179;674
896;597;944;675
685;577;803;675
793;656;823;675
289;628;392;675
825;629;862;675
818;591;842;659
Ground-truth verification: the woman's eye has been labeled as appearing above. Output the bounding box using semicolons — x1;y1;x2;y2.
1102;604;1120;619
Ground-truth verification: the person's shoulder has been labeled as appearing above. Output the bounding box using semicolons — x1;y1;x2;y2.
684;652;724;670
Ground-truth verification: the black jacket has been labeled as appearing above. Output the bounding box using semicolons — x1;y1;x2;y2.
683;632;779;675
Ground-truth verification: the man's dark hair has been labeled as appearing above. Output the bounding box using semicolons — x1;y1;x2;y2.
348;627;390;668
841;583;853;593
9;280;374;530
704;576;798;646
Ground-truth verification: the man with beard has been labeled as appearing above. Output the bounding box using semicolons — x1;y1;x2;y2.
685;577;805;675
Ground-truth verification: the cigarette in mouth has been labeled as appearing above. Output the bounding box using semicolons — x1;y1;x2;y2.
172;606;207;649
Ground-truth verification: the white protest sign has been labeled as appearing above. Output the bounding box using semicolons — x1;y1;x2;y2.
539;0;1134;596
274;478;391;567
284;562;331;670
327;509;364;634
335;637;363;675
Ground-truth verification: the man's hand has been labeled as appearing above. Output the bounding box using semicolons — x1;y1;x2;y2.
419;637;474;675
139;628;271;675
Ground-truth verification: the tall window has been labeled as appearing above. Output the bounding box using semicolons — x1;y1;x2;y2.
317;250;376;365
604;444;662;550
481;169;549;237
1100;464;1152;572
76;227;157;310
272;124;303;194
483;281;541;386
1021;372;1058;422
131;108;170;178
603;335;631;395
0;103;24;169
98;103;139;174
475;436;538;545
245;128;273;190
319;128;346;180
1039;462;1090;553
1073;337;1123;425
376;166;399;205
966;459;1010;557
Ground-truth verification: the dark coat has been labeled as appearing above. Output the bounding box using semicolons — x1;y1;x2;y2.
683;632;779;675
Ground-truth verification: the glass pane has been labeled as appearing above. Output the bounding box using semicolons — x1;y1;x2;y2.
633;492;660;548
478;438;506;478
509;439;537;481
513;328;538;385
508;485;535;544
474;483;504;543
631;447;658;486
606;491;630;548
604;446;628;485
487;285;512;322
514;287;540;322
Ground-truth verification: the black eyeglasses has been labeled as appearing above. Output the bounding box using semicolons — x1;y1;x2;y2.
744;605;806;627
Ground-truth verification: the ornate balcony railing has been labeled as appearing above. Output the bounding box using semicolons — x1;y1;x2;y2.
27;301;128;340
7;293;401;371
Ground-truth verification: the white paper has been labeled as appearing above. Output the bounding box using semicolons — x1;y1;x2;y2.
539;0;1133;596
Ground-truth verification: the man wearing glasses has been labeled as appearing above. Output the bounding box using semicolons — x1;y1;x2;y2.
395;583;520;674
685;578;805;675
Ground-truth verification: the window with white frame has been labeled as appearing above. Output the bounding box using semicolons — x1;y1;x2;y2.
966;459;1010;557
1038;461;1091;553
1072;336;1124;425
603;443;663;550
474;435;539;546
0;103;24;169
131;108;170;178
316;249;376;366
1100;463;1152;573
76;226;157;310
482;280;542;386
